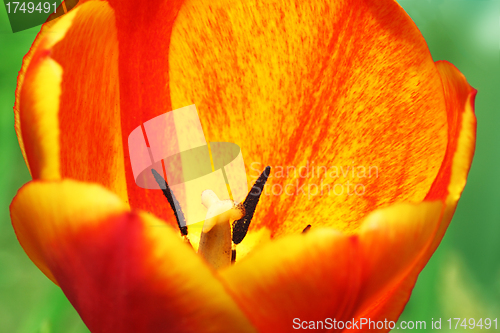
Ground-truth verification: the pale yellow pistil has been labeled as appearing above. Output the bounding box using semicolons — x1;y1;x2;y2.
198;190;244;270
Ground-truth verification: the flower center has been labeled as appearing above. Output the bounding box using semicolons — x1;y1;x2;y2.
198;190;244;269
152;166;271;269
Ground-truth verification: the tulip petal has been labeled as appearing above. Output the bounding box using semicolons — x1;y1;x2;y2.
10;180;255;333
350;201;444;330
221;61;476;327
426;61;477;202
15;8;78;180
15;1;128;202
167;0;449;237
349;61;477;331
18;55;62;180
10;179;128;284
219;201;443;332
221;228;362;332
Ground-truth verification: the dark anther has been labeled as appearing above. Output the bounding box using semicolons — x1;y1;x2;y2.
231;248;236;263
152;169;188;236
232;166;271;244
302;225;312;233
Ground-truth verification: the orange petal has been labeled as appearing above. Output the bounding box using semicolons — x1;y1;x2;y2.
219;201;443;332
15;1;128;202
10;180;255;333
350;61;477;331
168;0;448;236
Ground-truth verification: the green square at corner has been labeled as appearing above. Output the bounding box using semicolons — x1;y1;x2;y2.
3;0;64;32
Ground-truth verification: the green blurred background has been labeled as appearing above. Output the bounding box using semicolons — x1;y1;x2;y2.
0;1;498;332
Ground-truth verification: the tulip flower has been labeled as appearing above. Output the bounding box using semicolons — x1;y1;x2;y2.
10;0;476;332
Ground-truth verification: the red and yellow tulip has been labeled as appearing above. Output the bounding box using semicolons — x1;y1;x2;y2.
11;0;476;332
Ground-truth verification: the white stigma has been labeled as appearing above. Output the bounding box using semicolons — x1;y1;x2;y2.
198;190;244;270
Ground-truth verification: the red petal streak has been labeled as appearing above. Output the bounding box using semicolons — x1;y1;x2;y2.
107;0;186;224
